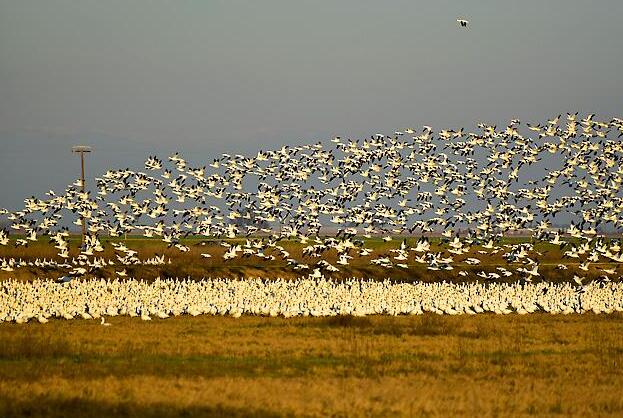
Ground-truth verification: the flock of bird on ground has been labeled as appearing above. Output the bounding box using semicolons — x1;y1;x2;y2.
2;277;622;323
1;114;623;320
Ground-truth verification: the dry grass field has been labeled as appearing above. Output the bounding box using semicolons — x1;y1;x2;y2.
2;237;622;416
1;314;622;417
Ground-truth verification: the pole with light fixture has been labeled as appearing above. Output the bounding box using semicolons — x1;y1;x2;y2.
71;145;92;246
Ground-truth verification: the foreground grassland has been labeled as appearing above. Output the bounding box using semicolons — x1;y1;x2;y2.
1;314;622;417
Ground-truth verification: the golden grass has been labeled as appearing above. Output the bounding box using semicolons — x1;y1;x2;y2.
1;314;622;417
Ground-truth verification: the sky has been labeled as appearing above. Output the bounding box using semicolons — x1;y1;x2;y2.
1;0;622;210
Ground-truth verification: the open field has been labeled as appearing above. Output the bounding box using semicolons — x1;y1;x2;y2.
1;236;619;282
2;236;622;416
1;314;623;417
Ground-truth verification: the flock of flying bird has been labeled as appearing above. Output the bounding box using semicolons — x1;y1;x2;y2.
1;114;623;321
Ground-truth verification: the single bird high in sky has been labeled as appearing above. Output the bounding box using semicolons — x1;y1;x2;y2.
1;1;622;213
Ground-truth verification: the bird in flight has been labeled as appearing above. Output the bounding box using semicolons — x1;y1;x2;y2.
457;18;469;27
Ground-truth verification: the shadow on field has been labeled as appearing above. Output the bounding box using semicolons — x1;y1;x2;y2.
316;314;496;338
0;397;288;418
0;333;70;360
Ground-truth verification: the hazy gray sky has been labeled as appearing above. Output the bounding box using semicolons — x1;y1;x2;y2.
1;0;622;210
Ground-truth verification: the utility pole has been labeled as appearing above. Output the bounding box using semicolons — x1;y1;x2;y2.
72;145;92;247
